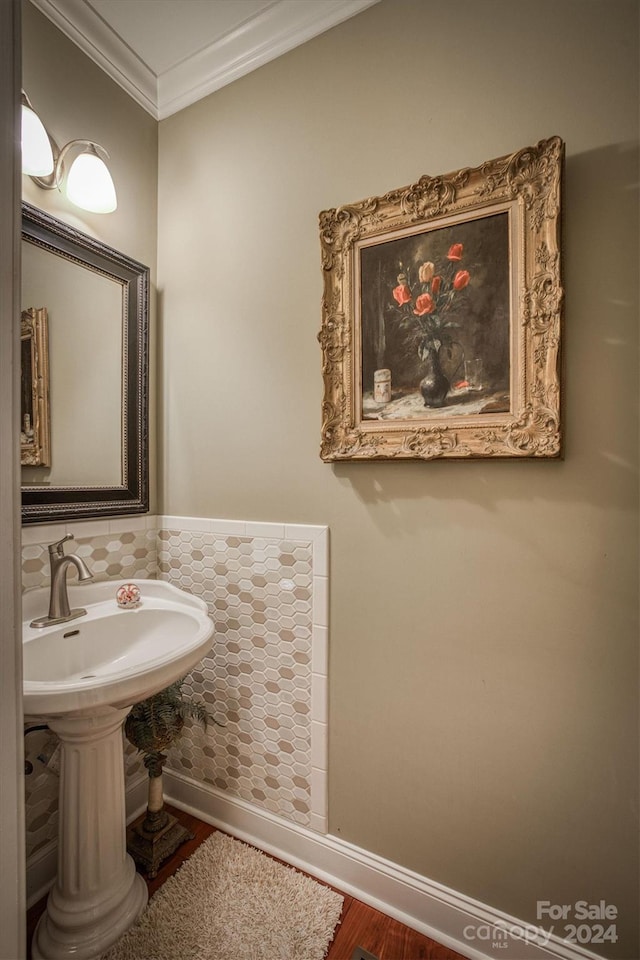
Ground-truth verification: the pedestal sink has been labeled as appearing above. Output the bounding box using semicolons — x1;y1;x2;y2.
22;578;214;960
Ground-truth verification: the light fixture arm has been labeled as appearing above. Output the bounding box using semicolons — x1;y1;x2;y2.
29;139;111;192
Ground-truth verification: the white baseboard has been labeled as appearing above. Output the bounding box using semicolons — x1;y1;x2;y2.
164;769;604;960
26;771;148;908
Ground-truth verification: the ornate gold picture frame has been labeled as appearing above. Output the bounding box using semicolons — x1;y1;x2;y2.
21;306;51;467
318;137;563;461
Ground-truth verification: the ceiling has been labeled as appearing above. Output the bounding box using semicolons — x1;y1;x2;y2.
30;0;380;120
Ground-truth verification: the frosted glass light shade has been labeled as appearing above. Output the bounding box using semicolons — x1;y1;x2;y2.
66;150;117;213
21;105;54;176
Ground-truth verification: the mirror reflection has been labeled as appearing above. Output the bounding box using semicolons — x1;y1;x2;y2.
21;202;149;524
21;242;122;486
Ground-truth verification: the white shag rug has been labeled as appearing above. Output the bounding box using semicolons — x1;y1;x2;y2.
101;832;343;960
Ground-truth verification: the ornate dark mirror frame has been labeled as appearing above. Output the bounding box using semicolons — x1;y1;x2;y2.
21;202;149;524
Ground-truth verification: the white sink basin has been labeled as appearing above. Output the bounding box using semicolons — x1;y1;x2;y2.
22;578;214;716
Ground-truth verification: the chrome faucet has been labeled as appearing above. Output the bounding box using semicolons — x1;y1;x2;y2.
30;534;94;629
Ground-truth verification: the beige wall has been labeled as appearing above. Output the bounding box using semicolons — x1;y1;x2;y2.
158;0;639;954
21;1;158;508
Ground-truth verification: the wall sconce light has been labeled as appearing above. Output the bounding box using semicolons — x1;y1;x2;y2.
21;91;117;214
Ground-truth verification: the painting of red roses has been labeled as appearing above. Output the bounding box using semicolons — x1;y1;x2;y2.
359;213;511;421
318;137;563;460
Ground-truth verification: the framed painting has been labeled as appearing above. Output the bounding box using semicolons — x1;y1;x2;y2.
318;136;563;460
21;306;51;467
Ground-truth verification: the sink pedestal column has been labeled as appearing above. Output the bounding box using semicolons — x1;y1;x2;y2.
32;706;148;960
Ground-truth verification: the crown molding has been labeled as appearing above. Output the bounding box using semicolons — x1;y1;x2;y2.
157;0;380;120
28;0;380;122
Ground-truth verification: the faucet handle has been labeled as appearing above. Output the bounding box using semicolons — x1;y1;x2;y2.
48;534;74;557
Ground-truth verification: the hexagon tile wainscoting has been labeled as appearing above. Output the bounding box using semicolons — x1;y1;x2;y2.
158;518;329;836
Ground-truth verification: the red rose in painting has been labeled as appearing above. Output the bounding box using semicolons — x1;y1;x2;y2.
393;283;412;305
447;243;464;261
418;261;435;283
413;293;435;316
453;269;470;290
431;275;442;295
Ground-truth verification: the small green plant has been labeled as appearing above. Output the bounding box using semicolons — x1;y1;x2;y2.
125;677;213;777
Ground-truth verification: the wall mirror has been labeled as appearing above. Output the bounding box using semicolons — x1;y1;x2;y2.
21;201;149;524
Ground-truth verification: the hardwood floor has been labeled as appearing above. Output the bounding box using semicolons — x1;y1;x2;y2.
27;806;469;960
326;896;469;960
